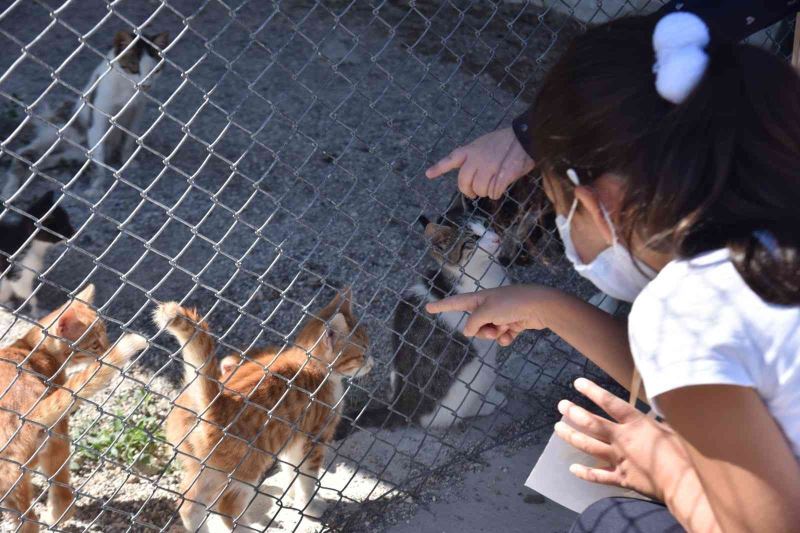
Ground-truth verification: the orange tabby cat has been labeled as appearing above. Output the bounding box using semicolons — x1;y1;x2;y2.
155;290;372;531
0;285;147;532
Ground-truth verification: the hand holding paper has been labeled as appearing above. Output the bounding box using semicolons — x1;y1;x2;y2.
555;378;683;501
526;378;693;513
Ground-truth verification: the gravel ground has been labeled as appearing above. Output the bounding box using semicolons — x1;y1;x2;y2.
0;1;615;531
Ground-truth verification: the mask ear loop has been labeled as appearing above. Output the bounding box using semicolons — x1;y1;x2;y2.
599;198;656;281
600;204;620;248
563;168;581;227
568;167;621;248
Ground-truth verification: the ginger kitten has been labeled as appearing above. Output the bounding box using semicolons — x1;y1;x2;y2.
155;290;372;531
0;285;147;532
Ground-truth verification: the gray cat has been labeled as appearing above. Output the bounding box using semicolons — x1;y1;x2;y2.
340;205;511;437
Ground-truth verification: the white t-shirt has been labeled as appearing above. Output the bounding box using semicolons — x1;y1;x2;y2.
629;249;800;457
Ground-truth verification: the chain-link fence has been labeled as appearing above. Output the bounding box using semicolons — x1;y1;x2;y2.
0;1;794;532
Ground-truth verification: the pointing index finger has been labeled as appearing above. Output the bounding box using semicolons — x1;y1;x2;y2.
426;149;467;179
425;292;482;315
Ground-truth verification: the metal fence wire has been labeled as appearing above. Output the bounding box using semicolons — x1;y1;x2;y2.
0;1;793;531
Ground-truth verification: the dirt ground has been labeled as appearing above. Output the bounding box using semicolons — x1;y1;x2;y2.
0;1;610;531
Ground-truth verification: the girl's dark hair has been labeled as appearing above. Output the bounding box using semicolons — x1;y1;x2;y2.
529;15;800;305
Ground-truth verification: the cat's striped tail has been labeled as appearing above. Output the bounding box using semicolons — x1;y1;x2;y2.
153;302;220;411
27;333;146;427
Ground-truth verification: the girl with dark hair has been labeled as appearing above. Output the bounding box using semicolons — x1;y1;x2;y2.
427;11;800;533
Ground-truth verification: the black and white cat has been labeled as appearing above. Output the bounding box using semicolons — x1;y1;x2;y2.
341;205;511;436
2;30;169;199
0;191;75;313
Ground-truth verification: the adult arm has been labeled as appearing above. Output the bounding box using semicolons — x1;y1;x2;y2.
425;126;535;199
658;385;800;532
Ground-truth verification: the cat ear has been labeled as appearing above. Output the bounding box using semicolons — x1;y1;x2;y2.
28;191;56;220
329;313;349;335
423;223;450;250
114;30;135;54
75;284;95;304
417;215;430;229
322;312;350;352
220;355;240;375
151;32;170;50
339;287;353;316
55;307;87;342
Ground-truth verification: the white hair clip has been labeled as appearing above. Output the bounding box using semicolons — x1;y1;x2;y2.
652;12;710;104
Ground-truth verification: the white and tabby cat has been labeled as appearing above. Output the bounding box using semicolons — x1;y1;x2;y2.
2;30;169;199
339;203;511;437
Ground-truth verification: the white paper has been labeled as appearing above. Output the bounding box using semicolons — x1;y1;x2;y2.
525;420;647;513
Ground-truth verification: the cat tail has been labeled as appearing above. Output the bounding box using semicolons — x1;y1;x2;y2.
27;333;146;427
153;302;220;411
334;404;407;440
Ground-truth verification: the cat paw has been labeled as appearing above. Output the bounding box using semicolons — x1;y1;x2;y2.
301;498;327;520
232;495;274;532
488;389;508;409
475;390;506;417
41;500;76;526
477;401;497;417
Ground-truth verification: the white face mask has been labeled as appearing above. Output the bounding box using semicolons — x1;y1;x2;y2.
556;198;655;302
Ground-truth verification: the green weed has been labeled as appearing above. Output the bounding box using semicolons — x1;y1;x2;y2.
72;389;169;474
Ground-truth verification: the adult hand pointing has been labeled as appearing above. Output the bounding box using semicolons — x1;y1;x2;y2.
425;127;535;200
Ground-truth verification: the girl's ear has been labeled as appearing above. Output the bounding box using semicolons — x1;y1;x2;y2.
542;172;571;215
574;186;614;245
